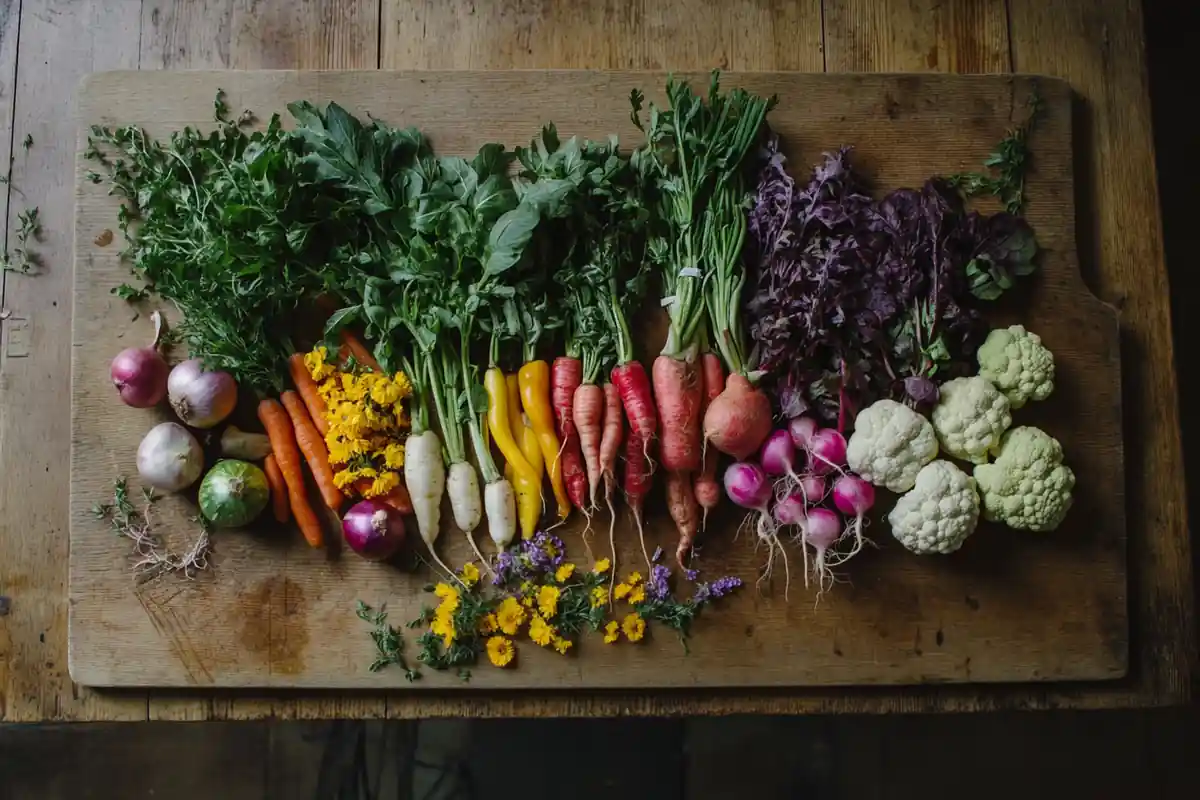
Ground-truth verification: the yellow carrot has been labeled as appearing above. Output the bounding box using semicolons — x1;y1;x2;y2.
486;367;540;539
518;360;569;520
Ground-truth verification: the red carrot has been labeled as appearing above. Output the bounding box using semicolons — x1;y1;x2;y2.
652;355;703;473
611;361;657;448
598;382;624;501
573;383;605;509
552;357;588;512
622;427;654;568
666;470;700;565
693;352;726;546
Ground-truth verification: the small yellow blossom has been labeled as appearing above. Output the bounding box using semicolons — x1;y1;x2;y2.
431;607;456;649
621;613;646;642
304;347;337;382
603;621;620;644
486;636;515;668
434;583;460;613
627;585;646;605
528;614;554;647
383;443;406;470
371;379;402;407
536;585;561;618
495;597;526;635
590;586;609;608
554;563;576;583
333;469;359;489
552;636;573;655
460;562;481;587
592;558;611;575
521;595;534;609
613;583;631;601
626;571;643;586
478;613;499;635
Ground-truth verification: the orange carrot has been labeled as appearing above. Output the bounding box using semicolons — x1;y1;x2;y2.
280;391;343;512
573;383;605;508
338;330;382;373
287;353;329;436
264;454;290;524
258;399;323;548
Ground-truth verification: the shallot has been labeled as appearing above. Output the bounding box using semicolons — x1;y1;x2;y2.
137;421;204;492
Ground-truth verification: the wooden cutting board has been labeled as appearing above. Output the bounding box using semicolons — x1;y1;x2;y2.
69;71;1125;690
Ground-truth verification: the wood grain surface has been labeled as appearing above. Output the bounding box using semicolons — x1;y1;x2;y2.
70;69;1124;693
0;0;1192;720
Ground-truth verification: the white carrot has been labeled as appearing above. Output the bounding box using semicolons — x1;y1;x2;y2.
484;478;517;549
404;430;456;577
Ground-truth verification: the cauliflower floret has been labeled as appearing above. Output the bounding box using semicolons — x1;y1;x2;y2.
931;376;1012;464
888;460;980;555
977;324;1055;409
846;399;938;493
973;426;1075;532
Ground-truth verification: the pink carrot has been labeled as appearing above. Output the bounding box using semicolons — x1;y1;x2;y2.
693;352;726;543
573;383;605;509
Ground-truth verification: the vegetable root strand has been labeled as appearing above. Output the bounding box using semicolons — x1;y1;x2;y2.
754;511;790;601
605;488;619;599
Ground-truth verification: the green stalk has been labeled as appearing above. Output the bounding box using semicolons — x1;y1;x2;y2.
703;184;750;375
462;326;499;484
400;352;430;435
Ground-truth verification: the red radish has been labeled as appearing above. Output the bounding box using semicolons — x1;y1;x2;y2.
833;473;875;558
111;310;169;408
552;357;588;512
598;382;624;502
773;491;808;526
724;460;790;597
800;507;843;597
796;474;826;506
693;353;726;536
622;428;653;568
612;361;657;449
758;429;796;477
666;470;700;566
573;383;605;509
703;373;772;460
808;428;847;476
788;415;819;452
652;355;703;473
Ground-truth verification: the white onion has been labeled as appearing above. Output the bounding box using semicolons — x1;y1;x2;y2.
137;422;204;491
168;359;237;429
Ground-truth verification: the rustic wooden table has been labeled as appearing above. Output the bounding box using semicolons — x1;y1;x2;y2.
0;0;1193;722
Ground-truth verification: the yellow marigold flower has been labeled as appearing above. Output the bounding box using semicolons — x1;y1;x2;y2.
368;471;400;497
521;596;534;608
460;563;481;587
603;621;620;644
536;585;560;618
431;607;456;649
590;586;609;608
552;636;573;655
592;558;611;575
486;636;515;668
496;597;526;635
371;379;402;407
305;347;336;382
613;583;631;601
528;613;554;647
391;371;413;399
478;613;499;635
383;443;405;470
327;439;352;465
621;613;646;642
554;563;576;583
626;571;643;586
434;583;460;612
627;585;646;605
333;469;359;489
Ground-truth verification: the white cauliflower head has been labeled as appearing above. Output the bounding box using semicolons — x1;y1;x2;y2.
846;399;938;493
973;426;1075;532
931;376;1012;464
976;324;1055;409
888;460;980;555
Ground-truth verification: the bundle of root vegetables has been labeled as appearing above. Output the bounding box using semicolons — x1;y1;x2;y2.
91;72;1060;600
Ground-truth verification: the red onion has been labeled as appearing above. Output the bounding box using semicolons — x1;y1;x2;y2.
111;310;169;408
168;358;237;429
342;499;406;561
